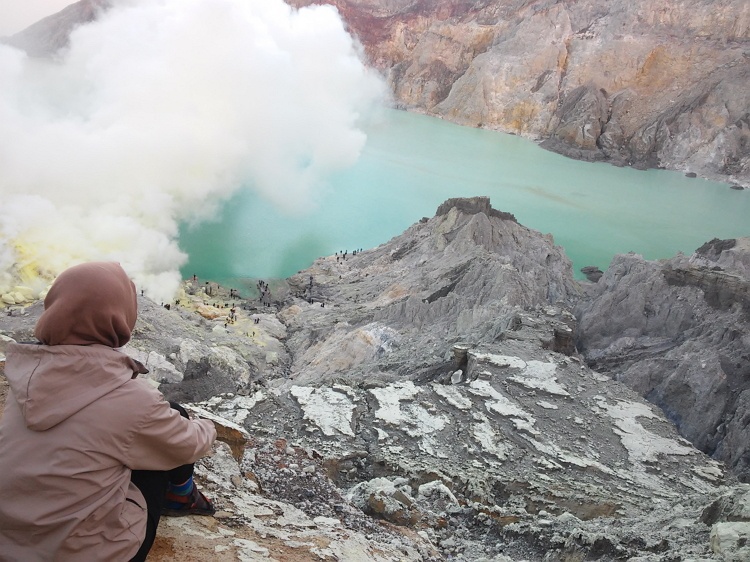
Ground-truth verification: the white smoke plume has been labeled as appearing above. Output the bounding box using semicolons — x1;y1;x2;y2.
0;0;385;303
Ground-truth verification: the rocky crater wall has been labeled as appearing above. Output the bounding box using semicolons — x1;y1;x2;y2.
7;0;748;185
289;0;750;187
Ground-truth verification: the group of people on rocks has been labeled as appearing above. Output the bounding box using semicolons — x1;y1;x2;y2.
335;248;363;263
257;280;272;307
223;305;238;328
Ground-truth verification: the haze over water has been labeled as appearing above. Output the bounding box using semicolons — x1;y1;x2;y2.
180;109;750;285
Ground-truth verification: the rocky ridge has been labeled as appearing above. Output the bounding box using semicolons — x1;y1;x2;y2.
3;197;750;561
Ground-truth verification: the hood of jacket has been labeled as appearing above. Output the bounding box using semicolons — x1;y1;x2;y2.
4;343;148;431
35;261;138;348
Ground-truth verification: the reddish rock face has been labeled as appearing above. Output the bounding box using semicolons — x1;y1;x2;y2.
287;0;750;187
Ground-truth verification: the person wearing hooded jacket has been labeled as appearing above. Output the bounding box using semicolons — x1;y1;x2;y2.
0;262;217;561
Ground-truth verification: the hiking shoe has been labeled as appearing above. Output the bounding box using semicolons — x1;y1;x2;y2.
162;487;216;517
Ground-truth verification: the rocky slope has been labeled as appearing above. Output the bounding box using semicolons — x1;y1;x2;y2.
288;0;750;187
1;0;109;56
3;197;750;561
576;238;750;483
0;367;441;562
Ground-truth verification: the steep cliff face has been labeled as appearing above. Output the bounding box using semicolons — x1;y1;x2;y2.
289;0;750;186
576;238;750;481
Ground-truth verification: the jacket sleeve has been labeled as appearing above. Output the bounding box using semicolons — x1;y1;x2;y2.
123;386;217;471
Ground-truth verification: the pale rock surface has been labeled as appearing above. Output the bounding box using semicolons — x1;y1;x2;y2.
702;485;750;562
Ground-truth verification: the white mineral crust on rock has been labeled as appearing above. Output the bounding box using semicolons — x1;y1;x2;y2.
471;413;511;461
291;385;356;437
473;353;527;369
508;360;570;396
468;379;534;423
432;383;473;409
595;397;695;462
371;381;448;457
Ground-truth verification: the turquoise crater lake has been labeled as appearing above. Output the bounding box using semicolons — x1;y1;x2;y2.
179;109;749;285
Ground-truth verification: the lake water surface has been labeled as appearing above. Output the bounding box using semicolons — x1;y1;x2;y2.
180;109;749;285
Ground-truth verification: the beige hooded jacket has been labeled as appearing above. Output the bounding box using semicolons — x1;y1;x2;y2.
0;263;216;561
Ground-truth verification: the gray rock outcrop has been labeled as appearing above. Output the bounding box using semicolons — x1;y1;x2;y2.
576;237;750;481
280;196;579;387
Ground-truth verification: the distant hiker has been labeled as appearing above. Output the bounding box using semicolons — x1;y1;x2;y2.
0;262;217;562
